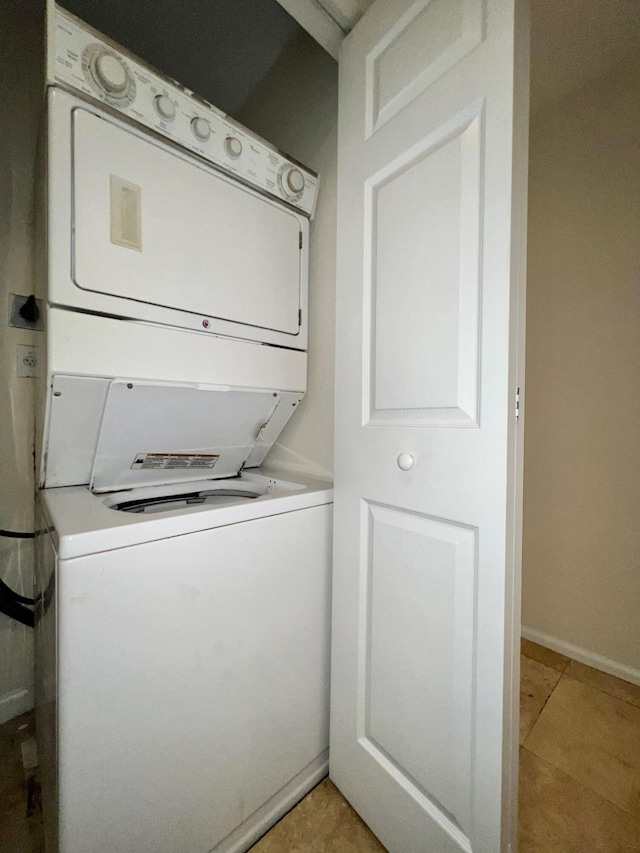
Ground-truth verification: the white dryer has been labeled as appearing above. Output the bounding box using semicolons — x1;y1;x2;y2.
47;85;310;350
34;7;332;853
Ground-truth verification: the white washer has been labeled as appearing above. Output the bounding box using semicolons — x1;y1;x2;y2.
35;469;333;853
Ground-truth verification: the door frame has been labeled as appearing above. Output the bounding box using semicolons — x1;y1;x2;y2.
273;0;345;59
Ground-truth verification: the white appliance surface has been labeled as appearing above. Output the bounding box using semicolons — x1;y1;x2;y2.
48;87;309;350
39;309;308;473
44;307;308;390
49;5;319;216
73;108;302;336
44;469;332;560
36;11;330;853
36;472;333;853
88;380;303;491
42;376;305;491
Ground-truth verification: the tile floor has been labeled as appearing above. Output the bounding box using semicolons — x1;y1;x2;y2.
517;640;640;852
2;640;639;851
253;641;640;851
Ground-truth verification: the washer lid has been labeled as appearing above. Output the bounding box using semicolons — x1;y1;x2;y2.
89;380;301;492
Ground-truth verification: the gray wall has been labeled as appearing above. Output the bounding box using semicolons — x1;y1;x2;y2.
240;33;338;479
0;0;43;722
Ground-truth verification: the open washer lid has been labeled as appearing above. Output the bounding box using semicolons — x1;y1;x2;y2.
50;378;303;492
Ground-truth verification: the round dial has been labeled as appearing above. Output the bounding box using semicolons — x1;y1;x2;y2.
286;167;305;195
191;117;211;141
95;52;128;94
224;136;243;159
154;95;176;121
278;164;306;200
82;44;136;106
95;52;130;95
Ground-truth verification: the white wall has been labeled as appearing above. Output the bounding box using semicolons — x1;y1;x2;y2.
239;32;338;480
522;59;640;676
0;0;43;722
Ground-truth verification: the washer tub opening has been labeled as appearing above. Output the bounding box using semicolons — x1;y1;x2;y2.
108;488;262;514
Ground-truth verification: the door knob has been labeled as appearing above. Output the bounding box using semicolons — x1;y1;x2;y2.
397;453;415;471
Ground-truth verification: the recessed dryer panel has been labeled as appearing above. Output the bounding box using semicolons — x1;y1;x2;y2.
72;108;303;338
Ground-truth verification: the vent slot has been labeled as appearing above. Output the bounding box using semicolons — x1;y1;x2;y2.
110;175;142;250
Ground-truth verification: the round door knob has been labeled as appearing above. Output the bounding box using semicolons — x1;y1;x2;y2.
95;52;129;95
154;95;176;121
286;167;305;194
224;136;242;159
397;453;415;471
191;117;211;141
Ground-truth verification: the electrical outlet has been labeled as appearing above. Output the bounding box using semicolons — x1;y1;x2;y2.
17;345;39;378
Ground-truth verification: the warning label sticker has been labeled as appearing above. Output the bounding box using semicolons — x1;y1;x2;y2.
131;453;220;471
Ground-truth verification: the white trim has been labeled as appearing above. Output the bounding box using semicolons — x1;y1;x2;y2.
196;752;328;853
521;626;640;687
0;687;35;726
273;0;345;60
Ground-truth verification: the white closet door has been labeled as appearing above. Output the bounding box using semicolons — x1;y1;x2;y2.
331;0;529;850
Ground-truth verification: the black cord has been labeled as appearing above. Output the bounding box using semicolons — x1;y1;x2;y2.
0;578;34;606
0;529;36;539
1;528;37;624
0;595;34;628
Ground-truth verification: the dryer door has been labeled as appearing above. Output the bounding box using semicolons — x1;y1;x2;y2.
71;106;304;341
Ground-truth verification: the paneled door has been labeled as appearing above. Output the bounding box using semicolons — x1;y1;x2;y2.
331;0;529;851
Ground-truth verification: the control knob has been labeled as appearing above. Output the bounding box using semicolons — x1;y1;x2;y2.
224;136;243;159
278;165;306;199
285;167;305;195
93;50;130;96
154;95;176;121
192;117;211;141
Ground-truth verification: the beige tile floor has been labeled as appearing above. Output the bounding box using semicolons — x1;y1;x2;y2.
2;641;640;851
253;641;640;852
517;641;640;852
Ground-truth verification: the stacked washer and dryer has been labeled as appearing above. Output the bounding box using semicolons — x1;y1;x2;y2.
34;7;332;853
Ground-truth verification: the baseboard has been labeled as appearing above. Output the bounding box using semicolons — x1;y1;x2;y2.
0;687;35;726
217;750;329;853
521;626;640;687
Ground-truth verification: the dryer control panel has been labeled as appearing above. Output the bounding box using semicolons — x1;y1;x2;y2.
49;6;319;217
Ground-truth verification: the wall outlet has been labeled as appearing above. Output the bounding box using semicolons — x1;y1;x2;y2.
17;345;39;378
